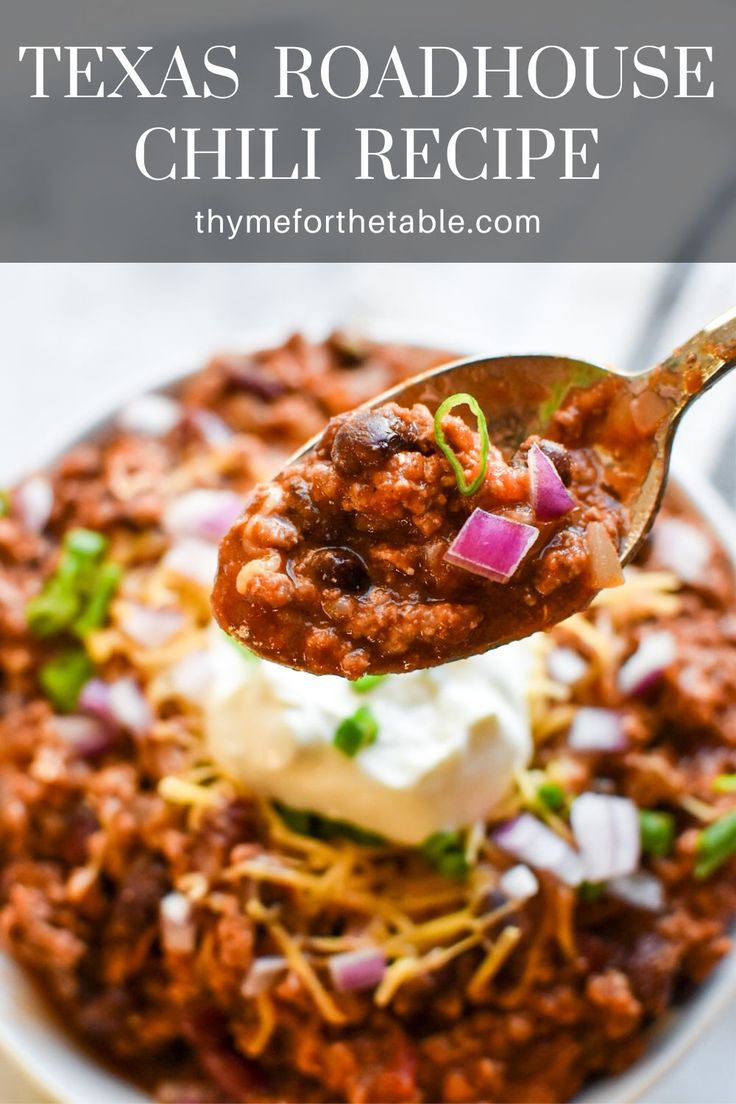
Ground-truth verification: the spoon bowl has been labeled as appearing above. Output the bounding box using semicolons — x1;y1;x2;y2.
290;305;736;570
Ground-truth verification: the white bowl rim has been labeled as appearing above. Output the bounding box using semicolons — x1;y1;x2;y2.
0;332;734;1104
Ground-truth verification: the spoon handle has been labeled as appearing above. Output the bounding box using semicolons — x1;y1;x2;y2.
650;304;736;414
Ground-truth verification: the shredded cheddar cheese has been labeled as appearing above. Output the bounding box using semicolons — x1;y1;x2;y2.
243;993;277;1056
269;923;347;1025
158;776;223;809
108;551;683;1017
467;925;523;1002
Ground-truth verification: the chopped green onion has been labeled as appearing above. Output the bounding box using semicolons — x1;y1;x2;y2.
26;528;119;640
713;773;736;794
64;528;108;561
695;810;736;879
352;674;386;694
334;705;379;757
434;392;490;497
578;880;605;902
537;781;566;812
73;562;122;637
275;803;385;846
275;804;313;836
55;529;108;594
639;809;675;858
421;830;470;881
0;490;10;518
26;584;80;638
39;649;93;712
319;817;384;846
435;851;470;880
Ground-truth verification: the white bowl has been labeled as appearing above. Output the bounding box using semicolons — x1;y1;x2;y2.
0;371;734;1104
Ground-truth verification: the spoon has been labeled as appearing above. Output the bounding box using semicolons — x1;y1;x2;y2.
301;305;736;564
214;307;736;675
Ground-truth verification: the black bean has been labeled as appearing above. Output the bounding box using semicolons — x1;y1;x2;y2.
330;410;410;476
328;329;370;365
304;546;370;593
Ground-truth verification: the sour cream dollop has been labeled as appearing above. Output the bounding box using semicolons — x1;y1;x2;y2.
204;630;536;846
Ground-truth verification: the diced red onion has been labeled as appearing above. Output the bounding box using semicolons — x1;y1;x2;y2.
607;871;664;913
651;518;711;584
499;863;539;901
568;707;628;753
160;892;196;955
169;650;214;705
328;946;387;992
108;676;153;736
79;677;113;720
189;409;234;446
14;475;54;534
547;647;588;686
571;793;640;882
118;394;181;437
53;713;116;757
493;813;585;886
528;443;575;521
241;955;288;998
164;489;243;544
618;631;677;697
163;538;219;588
119;603;186;648
445;508;538;584
585;522;625;589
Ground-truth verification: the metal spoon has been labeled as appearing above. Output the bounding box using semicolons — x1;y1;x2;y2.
215;307;736;675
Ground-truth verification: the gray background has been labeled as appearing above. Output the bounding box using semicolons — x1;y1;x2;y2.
3;0;736;259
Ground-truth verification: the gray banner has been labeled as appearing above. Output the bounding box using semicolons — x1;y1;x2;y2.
3;0;736;260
